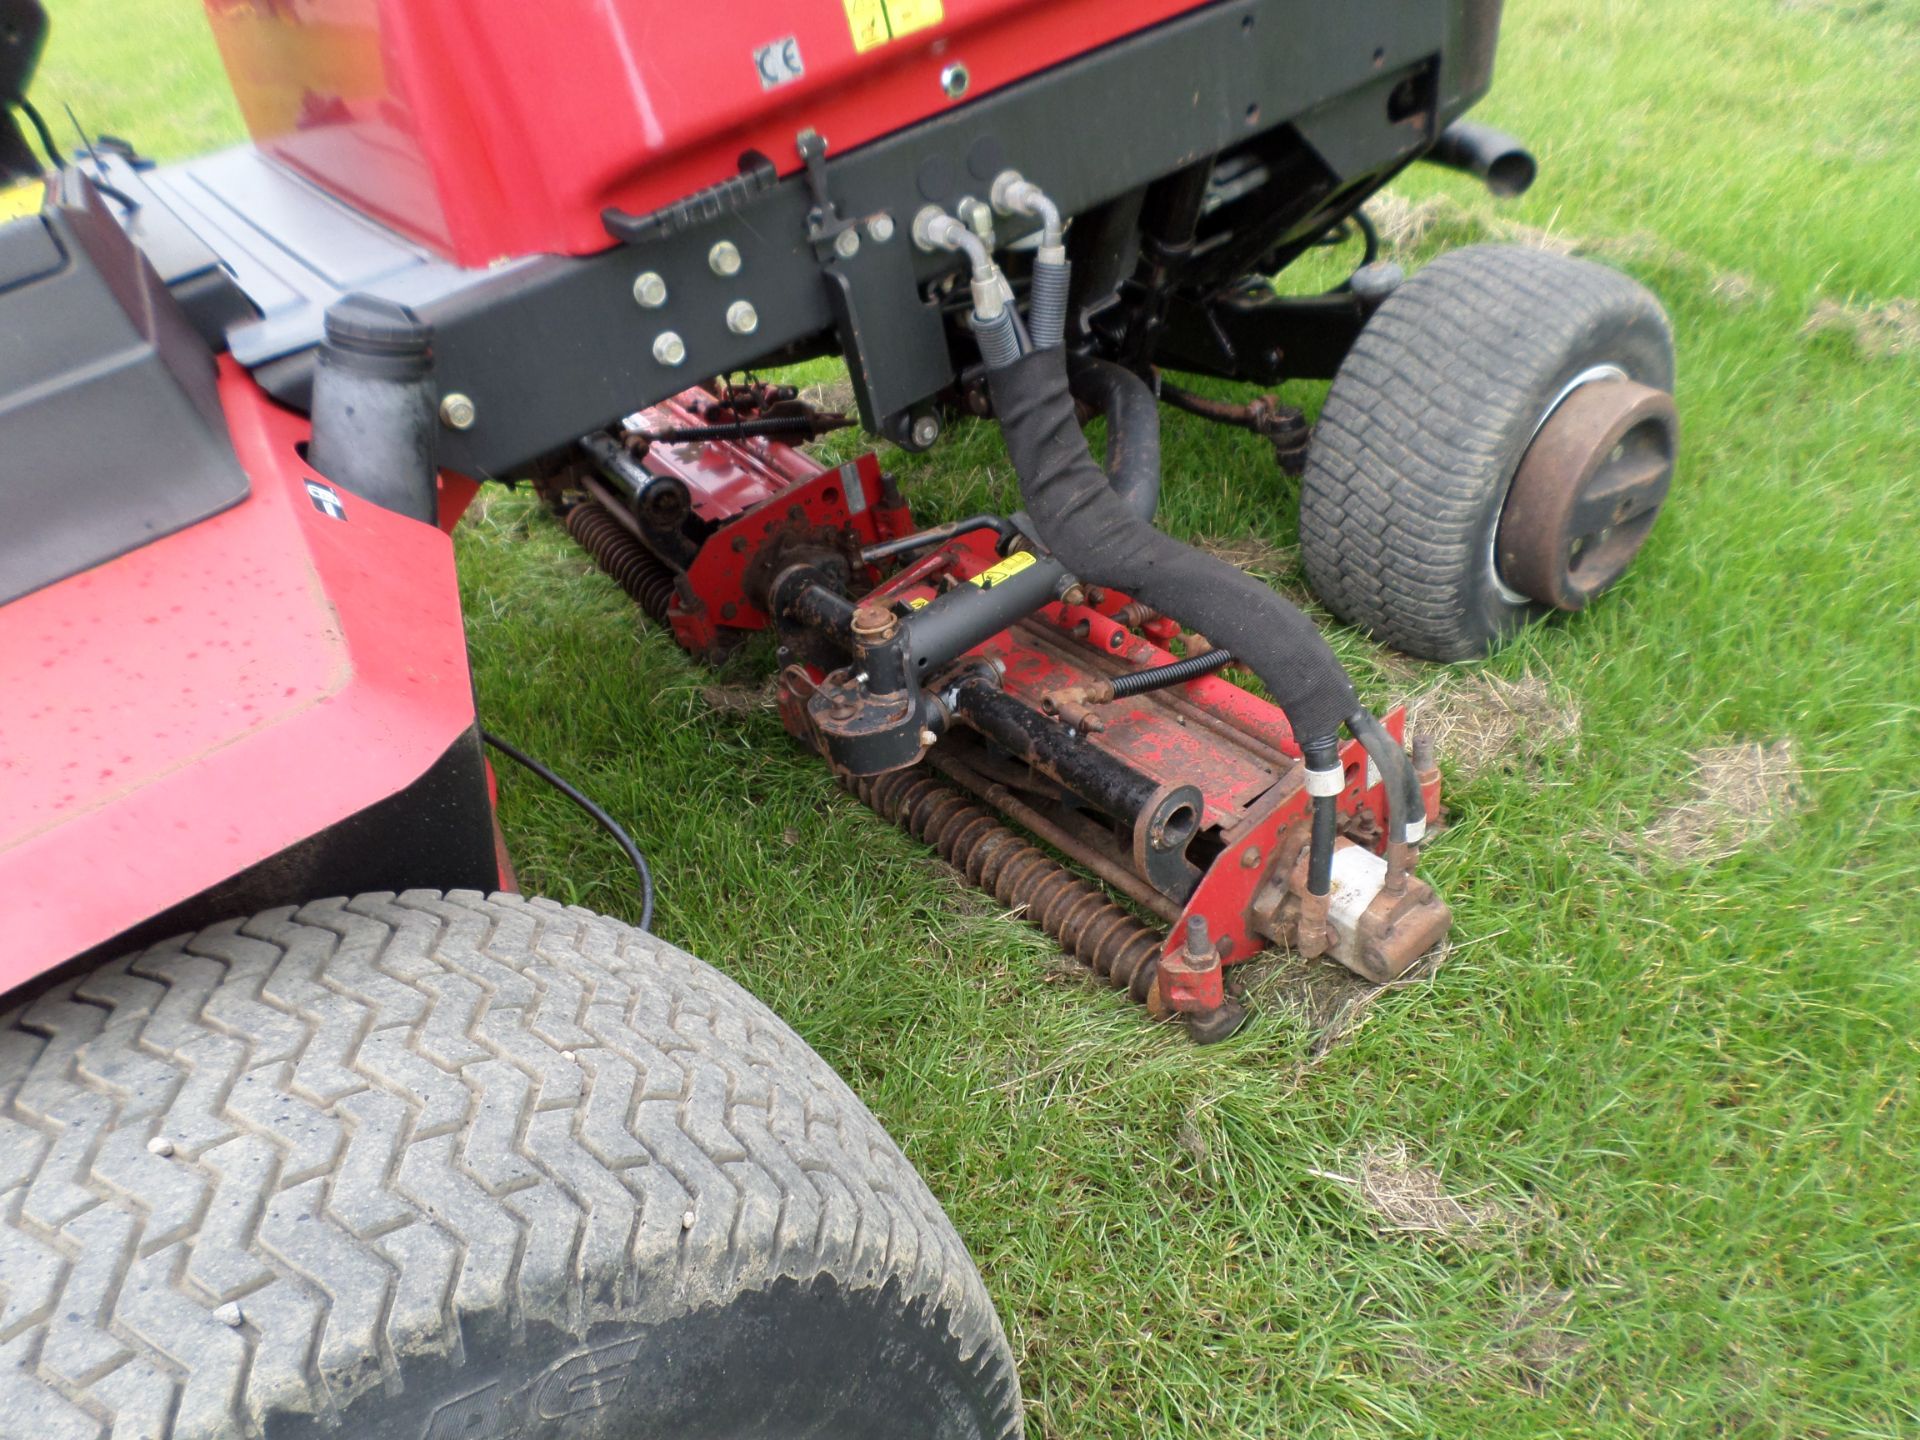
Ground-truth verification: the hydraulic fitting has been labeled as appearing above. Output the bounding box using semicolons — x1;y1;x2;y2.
989;170;1065;255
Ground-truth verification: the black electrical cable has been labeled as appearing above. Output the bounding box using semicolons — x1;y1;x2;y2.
481;729;654;931
14;97;62;171
1107;645;1234;699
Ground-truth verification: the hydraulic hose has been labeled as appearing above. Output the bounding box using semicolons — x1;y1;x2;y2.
985;349;1360;747
1028;257;1070;350
1346;707;1425;846
1065;355;1161;522
1301;735;1342;898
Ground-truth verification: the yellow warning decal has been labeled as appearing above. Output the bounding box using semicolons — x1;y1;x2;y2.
969;550;1036;589
0;180;44;222
842;0;943;54
906;596;931;609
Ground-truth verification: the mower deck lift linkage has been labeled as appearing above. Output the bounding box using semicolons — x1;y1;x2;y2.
568;179;1454;1043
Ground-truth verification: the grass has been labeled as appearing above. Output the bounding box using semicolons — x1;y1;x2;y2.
33;0;1920;1434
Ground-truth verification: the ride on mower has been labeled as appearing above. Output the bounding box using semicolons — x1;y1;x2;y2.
0;0;1679;1433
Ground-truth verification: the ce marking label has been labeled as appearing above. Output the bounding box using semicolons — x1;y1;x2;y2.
754;36;804;90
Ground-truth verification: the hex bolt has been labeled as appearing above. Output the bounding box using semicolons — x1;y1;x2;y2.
707;240;742;277
833;228;861;259
726;300;760;335
865;214;895;243
910;413;941;448
652;331;686;367
1240;846;1262;869
632;270;668;307
940;62;970;99
438;393;477;430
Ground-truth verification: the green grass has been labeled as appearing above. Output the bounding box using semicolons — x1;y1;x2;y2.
34;1;1920;1434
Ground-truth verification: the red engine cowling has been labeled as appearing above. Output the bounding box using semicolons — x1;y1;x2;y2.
202;0;1214;265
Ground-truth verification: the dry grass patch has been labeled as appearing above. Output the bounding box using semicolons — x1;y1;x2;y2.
698;680;778;715
1501;1282;1588;1394
1709;269;1773;307
1367;193;1767;307
1313;1138;1532;1246
1639;739;1803;863
1348;1139;1511;1243
1366;191;1587;258
1406;672;1582;780
1803;296;1920;358
797;371;857;416
1242;941;1452;1056
1195;532;1298;579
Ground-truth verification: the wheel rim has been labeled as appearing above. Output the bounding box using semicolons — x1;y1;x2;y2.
1494;375;1678;611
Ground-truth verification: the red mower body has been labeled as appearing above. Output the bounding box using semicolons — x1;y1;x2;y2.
0;361;489;986
206;0;1216;265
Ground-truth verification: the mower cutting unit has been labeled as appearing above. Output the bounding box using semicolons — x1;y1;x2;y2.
0;0;1680;1434
556;381;1452;1040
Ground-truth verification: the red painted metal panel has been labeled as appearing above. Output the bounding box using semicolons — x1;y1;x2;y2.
204;0;1213;265
0;362;477;987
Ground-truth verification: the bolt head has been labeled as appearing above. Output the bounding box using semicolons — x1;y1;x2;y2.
865;213;895;243
707;240;742;277
833;227;861;259
632;270;668;307
652;331;687;367
726;299;760;335
910;414;941;448
940;62;970;99
438;392;476;430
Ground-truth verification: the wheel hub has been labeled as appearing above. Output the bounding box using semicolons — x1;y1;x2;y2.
1496;378;1678;611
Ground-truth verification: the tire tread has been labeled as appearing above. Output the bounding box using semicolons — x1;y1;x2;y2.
0;891;1021;1439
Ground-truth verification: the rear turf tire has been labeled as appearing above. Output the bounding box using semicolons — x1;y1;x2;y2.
1300;243;1676;660
0;890;1022;1439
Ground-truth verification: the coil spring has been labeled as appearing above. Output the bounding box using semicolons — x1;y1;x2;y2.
849;769;1164;1001
565;501;676;623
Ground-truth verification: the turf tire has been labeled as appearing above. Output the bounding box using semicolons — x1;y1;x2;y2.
1300;243;1676;660
0;890;1022;1439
